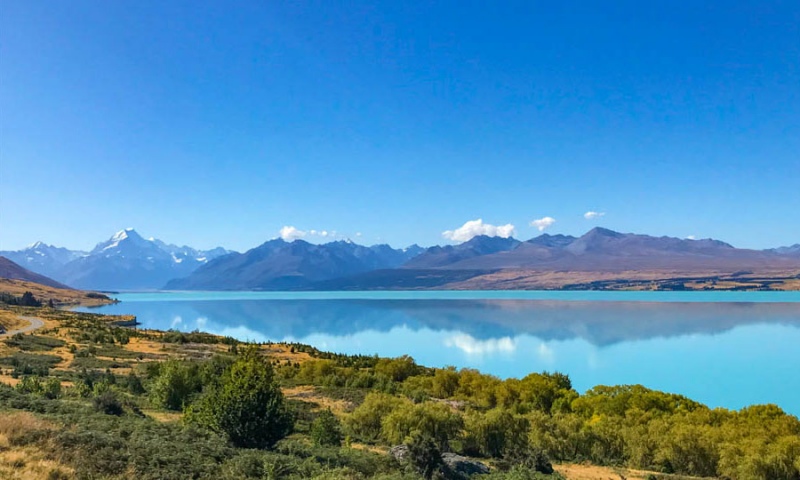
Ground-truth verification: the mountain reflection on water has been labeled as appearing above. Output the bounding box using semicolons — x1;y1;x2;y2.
79;295;800;414
101;298;800;346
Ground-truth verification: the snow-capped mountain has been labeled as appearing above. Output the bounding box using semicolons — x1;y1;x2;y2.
56;229;232;290
0;242;86;278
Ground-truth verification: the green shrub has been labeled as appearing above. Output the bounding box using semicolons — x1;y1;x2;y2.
311;408;343;447
93;390;124;415
4;334;65;352
70;356;130;369
149;360;202;410
381;401;463;451
186;347;293;449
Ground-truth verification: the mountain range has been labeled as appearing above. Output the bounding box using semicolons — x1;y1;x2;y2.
164;239;424;290
0;229;232;290
1;227;799;291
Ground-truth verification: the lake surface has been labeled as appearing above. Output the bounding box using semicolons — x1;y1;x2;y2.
78;291;800;415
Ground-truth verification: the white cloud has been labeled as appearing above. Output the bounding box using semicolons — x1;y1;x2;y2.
584;211;606;220
279;225;307;241
170;316;183;329
686;235;696;240
442;219;516;243
444;334;516;355
530;216;556;232
280;226;344;242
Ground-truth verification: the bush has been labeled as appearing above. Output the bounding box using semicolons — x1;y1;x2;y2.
187;347;293;449
346;392;409;443
149;360;201;410
93;390;124;415
311;408;343;447
381;401;464;451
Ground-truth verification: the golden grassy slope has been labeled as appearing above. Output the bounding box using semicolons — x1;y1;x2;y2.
0;278;117;307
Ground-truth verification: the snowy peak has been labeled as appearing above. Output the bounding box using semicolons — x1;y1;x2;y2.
91;228;152;254
112;228;136;241
0;242;86;278
88;228;232;264
56;229;235;290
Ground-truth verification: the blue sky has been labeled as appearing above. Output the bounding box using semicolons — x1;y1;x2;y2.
1;1;798;251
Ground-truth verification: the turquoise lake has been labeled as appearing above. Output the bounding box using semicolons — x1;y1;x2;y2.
78;291;800;415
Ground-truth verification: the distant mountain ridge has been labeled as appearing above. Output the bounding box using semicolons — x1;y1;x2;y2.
3;227;799;291
767;244;800;256
401;227;785;272
165;238;424;290
0;242;86;279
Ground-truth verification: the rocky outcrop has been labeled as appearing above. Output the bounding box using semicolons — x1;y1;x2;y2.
389;445;490;477
441;453;490;476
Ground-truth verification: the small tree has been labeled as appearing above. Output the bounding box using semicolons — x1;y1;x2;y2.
187;347;292;449
311;408;343;447
407;434;444;480
150;360;200;410
19;292;41;307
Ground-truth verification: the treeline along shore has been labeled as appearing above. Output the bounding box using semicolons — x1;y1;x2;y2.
0;292;797;480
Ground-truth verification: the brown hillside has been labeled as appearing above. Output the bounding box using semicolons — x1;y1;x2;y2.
0;255;72;289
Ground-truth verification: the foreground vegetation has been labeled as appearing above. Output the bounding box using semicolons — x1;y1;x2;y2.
0;299;798;480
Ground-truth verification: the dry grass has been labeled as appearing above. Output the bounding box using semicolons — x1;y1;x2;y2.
0;412;74;479
0;376;20;387
0;310;27;332
262;344;313;363
0;278;116;307
0;411;53;445
125;336;170;356
556;463;644;480
282;385;355;413
141;409;184;423
554;463;710;480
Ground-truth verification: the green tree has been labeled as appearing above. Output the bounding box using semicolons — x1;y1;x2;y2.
187;347;292;449
149;360;200;410
375;355;419;382
381;401;463;452
311;408;343;447
431;367;459;398
465;409;529;458
346;392;409;443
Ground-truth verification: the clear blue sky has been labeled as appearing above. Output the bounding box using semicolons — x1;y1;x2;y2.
1;1;798;251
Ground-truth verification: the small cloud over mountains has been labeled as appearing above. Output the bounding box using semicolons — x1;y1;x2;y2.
279;226;306;241
530;216;556;232
442;219;516;243
279;226;340;242
584;211;606;220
